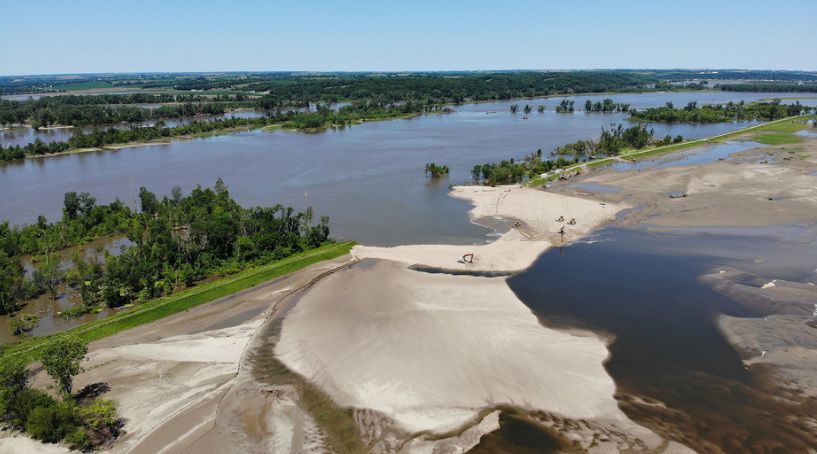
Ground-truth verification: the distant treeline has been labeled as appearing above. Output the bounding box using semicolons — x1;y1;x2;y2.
0;117;272;161
0;100;441;162
6;70;817;97
0;94;254;129
629;100;812;123
716;82;817;93
161;72;658;105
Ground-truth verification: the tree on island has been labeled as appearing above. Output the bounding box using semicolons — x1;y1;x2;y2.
510;104;519;114
425;163;450;178
556;99;575;113
537;105;545;113
523;104;532;114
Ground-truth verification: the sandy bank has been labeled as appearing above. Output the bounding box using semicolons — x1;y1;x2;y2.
562;139;817;229
275;260;626;434
353;185;623;273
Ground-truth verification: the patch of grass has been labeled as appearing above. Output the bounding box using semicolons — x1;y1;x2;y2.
754;133;804;145
756;118;813;134
57;81;113;91
2;241;355;363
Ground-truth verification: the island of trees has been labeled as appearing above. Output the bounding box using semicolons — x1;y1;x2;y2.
629;100;811;123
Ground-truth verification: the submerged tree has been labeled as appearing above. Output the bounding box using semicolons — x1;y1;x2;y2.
425;163;450;178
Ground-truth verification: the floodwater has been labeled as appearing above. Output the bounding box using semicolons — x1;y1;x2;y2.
611;140;766;171
0;91;805;246
508;225;817;451
0;236;130;344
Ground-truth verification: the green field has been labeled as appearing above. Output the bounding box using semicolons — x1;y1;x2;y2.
56;80;114;91
2;241;355;363
754;133;804;145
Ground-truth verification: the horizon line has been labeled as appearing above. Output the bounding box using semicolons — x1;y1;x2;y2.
4;68;817;79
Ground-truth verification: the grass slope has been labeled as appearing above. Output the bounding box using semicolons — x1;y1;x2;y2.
2;241;355;363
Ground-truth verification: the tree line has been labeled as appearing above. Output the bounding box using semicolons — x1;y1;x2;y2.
584;98;631;113
1;101;445;162
716;82;817;93
553;124;661;157
0;96;255;129
471;149;579;186
629;100;812;123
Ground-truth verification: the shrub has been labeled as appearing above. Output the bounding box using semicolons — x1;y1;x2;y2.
5;389;56;429
79;399;123;446
26;400;80;443
65;428;93;451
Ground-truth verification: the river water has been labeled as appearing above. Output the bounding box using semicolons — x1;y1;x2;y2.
506;225;817;451
2;91;813;245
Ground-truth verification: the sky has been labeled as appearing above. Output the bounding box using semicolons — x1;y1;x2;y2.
1;0;816;75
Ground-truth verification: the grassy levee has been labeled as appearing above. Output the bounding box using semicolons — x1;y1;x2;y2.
525;114;814;188
2;241;355;363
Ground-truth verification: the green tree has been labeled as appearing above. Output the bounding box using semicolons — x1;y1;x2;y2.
40;337;89;395
138;187;159;216
0;251;25;314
